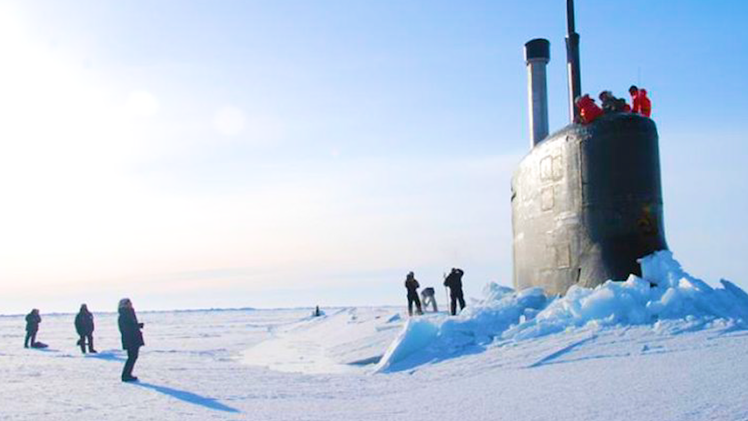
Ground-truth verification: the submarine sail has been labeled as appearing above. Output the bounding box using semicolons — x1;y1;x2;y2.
511;1;668;295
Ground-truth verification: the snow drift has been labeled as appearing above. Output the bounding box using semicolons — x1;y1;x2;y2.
375;251;748;372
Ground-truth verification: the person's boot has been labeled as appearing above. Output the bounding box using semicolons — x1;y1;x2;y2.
89;337;97;353
122;365;137;382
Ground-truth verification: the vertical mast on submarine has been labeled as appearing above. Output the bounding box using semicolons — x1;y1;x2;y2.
565;0;582;122
525;39;550;147
512;1;668;296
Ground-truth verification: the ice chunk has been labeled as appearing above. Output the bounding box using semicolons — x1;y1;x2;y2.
375;319;438;372
378;250;748;372
386;314;402;323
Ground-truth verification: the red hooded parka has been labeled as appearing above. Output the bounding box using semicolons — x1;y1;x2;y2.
575;95;604;124
631;89;652;117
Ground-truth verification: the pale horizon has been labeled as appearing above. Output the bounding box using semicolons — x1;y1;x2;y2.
1;1;747;314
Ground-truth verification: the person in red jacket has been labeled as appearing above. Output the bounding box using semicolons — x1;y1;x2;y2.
575;94;604;124
629;85;652;117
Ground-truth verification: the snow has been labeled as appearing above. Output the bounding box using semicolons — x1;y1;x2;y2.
375;318;438;372
375;250;748;372
241;307;402;374
1;251;747;420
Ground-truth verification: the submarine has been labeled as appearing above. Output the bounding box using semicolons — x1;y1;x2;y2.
511;0;668;296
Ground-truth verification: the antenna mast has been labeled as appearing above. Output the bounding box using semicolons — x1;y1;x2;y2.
566;0;582;123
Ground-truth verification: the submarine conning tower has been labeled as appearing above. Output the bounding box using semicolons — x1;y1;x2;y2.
510;1;668;296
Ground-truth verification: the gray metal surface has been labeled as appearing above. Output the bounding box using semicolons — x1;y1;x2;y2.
525;39;551;146
511;113;667;295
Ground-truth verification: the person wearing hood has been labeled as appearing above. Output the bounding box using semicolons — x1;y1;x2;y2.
574;94;604;124
74;304;97;354
599;90;631;113
118;298;144;382
404;271;423;316
443;268;466;316
24;309;42;348
629;85;652;117
421;287;438;313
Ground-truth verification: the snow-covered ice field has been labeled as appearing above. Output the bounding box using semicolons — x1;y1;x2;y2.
2;252;748;420
2;307;748;420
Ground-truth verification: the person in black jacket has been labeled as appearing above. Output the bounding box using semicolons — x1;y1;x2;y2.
118;298;144;382
421;287;438;313
24;309;41;348
74;304;97;354
404;271;423;316
443;268;466;316
598;90;630;113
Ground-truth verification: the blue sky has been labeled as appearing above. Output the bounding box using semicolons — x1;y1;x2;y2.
1;0;747;313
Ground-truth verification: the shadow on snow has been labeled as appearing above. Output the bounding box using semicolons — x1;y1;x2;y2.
132;382;240;413
87;350;126;362
84;350;239;412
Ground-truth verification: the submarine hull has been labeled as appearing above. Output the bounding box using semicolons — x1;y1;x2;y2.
511;113;667;295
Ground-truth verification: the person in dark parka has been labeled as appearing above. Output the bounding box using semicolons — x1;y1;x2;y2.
599;90;631;113
118;298;144;382
421;287;438;313
404;271;423;316
74;304;97;354
443;268;466;316
24;309;41;348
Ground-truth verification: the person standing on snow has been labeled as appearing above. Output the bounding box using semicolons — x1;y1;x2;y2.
74;304;97;354
629;85;652;117
118;298;144;382
404;272;423;316
443;268;466;316
24;309;42;348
